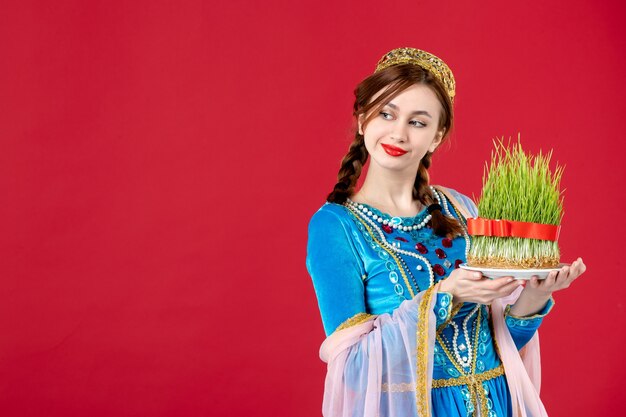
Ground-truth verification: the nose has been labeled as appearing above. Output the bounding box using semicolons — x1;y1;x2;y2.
390;120;408;142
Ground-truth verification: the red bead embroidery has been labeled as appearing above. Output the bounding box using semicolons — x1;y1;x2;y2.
435;248;447;259
395;237;408;242
454;259;463;269
415;243;428;254
442;238;452;248
382;224;393;234
433;264;445;276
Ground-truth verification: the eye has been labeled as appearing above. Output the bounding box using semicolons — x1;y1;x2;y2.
379;111;393;120
410;120;426;128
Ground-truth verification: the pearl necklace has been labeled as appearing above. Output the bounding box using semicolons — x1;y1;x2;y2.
346;199;432;231
345;185;441;232
431;185;443;205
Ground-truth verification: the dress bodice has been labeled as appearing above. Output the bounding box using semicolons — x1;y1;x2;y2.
338;188;471;316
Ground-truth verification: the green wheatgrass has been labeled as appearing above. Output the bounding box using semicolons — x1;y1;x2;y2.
467;135;565;268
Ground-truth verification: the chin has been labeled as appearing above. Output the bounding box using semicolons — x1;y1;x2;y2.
373;158;417;172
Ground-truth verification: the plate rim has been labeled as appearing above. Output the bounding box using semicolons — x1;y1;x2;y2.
459;263;567;274
458;263;568;280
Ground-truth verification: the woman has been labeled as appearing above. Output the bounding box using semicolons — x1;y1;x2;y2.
305;47;586;417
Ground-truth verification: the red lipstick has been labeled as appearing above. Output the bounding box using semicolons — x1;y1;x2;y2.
381;143;408;156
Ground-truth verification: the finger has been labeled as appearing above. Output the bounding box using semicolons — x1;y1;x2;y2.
557;265;571;284
544;269;558;286
506;277;525;290
571;260;585;280
468;271;483;280
479;276;512;291
529;276;540;289
553;265;573;290
497;279;525;298
480;279;522;303
570;258;586;276
494;277;523;291
566;261;583;285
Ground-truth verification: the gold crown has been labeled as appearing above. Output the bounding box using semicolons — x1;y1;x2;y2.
375;47;456;103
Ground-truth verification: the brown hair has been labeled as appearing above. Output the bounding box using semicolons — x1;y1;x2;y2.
326;63;464;238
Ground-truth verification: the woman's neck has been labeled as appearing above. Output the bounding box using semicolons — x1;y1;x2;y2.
351;165;423;217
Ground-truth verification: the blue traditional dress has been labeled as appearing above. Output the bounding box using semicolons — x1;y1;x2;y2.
306;186;553;417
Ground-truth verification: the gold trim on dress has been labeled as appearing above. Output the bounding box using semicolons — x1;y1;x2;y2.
416;285;436;417
432;364;505;388
381;364;505;392
334;312;374;333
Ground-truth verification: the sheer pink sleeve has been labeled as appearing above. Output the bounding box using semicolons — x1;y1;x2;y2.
319;285;439;417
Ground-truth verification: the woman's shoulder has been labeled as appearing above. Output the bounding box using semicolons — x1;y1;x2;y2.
306;202;363;260
432;185;479;218
307;201;353;231
312;201;349;216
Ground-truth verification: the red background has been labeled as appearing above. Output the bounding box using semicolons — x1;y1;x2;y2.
1;1;625;416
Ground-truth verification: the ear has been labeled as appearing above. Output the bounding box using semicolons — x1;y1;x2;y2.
429;130;445;153
358;114;365;135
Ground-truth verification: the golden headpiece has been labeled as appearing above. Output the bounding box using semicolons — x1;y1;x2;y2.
374;47;456;103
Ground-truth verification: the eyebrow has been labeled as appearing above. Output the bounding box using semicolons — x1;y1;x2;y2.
385;102;432;119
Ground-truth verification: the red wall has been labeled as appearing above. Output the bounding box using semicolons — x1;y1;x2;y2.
1;1;624;416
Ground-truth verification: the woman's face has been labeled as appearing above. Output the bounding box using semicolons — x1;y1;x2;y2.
358;83;444;174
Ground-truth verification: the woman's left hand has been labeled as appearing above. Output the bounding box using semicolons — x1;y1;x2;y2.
509;257;586;317
525;257;587;297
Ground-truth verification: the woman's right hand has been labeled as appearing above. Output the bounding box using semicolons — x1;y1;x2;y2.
438;268;524;305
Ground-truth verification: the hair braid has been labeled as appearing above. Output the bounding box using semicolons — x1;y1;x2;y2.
413;153;465;238
326;134;369;204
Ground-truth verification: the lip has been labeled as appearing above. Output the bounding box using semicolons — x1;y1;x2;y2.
381;143;408;156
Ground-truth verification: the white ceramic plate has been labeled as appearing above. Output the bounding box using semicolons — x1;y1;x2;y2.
459;263;569;280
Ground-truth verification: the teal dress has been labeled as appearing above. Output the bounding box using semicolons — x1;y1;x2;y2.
306;186;553;417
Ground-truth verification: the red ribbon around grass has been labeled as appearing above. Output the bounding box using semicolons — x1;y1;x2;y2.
467;217;561;241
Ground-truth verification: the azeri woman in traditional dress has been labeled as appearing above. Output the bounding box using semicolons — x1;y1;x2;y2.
305;47;586;417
